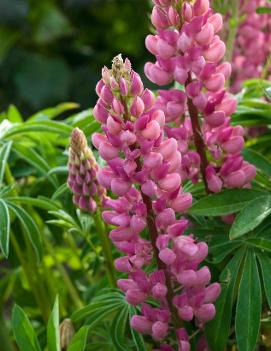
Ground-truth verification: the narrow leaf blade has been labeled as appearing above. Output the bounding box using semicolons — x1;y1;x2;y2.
0;199;10;257
230;196;271;239
8;203;43;262
257;253;271;309
67;326;89;351
12;305;41;351
189;190;265;216
206;248;246;351
47;296;60;351
235;250;262;351
0;141;12;184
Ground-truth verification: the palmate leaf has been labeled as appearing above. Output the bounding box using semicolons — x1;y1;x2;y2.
235;250;262;351
47;296;60;351
246;237;271;253
243;148;271;177
229;195;271;239
206;248;246;351
7;202;43;263
0;199;10;257
111;304;129;351
12;143;58;188
12;305;42;351
71;290;125;324
189;189;266;216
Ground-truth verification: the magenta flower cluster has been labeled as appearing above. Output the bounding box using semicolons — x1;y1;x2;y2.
67;128;105;212
92;54;221;349
145;0;256;193
231;0;271;93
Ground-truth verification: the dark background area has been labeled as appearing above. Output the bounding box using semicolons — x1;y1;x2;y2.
0;0;152;115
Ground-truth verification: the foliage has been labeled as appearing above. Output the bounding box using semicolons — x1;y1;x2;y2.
0;0;151;114
0;0;271;350
0;77;269;350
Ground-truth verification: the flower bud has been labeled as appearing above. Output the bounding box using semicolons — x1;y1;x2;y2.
131;316;152;334
159;248;176;265
60;319;75;350
130;96;145;117
99;141;119;160
195;304;216;322
131;72;144;96
152;321;168;341
204;39;226;63
151;6;169;29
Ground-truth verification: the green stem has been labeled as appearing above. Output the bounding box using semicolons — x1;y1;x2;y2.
5;164;51;321
93;209;116;287
225;1;240;65
186;74;210;194
10;234;50;322
261;54;271;80
45;241;83;309
0;308;15;351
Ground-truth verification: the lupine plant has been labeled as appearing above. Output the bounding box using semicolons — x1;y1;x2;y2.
0;0;271;351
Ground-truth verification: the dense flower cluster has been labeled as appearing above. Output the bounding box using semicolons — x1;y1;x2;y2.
231;0;271;93
145;0;256;193
92;54;220;349
67;128;106;212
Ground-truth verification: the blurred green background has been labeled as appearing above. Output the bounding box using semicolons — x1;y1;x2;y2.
0;0;151;115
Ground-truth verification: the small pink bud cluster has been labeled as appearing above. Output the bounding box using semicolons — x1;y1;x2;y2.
145;0;256;192
92;55;220;349
231;0;271;93
67;128;105;212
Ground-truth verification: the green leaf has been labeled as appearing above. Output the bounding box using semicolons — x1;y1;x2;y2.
7;196;60;211
7;105;22;123
12;305;41;351
243;148;271;177
12;143;58;187
246;238;271;253
111;306;129;351
0;141;12;184
71;291;125;323
257;253;271;309
14;54;71;109
8;203;43;262
230;196;271;239
67;326;89;351
0;199;10;258
256;6;271;13
48;166;68;176
3;120;72;139
51;183;69;200
47;296;60;351
189;189;265;216
29;103;79;121
236;250;262;351
206;248;245;351
34;4;73;44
